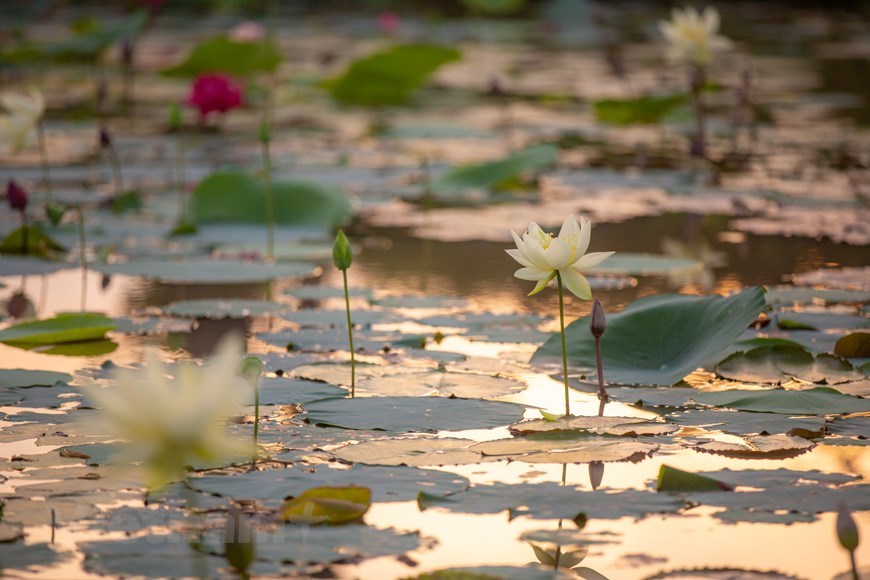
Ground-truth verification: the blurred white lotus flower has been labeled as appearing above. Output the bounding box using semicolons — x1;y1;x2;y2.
507;215;614;299
83;336;250;489
0;88;45;152
659;6;731;67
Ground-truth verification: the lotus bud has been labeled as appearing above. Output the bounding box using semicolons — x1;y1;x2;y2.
99;127;112;149
223;508;255;577
332;230;353;271
590;299;606;338
837;501;859;553
238;356;263;386
6;180;27;210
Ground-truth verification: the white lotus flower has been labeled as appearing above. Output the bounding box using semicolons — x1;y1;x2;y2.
83;336;251;489
0;88;45;152
659;6;731;66
507;215;614;300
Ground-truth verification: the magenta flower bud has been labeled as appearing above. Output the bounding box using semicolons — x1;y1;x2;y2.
99;127;112;149
186;74;244;120
6;180;27;210
590;299;606;338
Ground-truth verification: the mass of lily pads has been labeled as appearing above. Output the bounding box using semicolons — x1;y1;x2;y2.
0;1;868;579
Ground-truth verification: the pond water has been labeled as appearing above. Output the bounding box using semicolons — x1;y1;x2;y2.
0;2;868;579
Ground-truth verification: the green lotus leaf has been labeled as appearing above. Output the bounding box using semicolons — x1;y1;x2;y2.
532;287;766;386
328;43;461;106
0;313;115;345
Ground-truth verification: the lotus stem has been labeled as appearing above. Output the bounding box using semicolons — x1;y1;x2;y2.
343;268;356;396
252;379;259;465
690;64;708;160
107;143;124;197
850;552;858;580
77;206;87;312
183;484;208;580
176;134;187;222
590;299;609;416
261;138;275;260
555;271;570;417
37;121;52;204
20;210;27;256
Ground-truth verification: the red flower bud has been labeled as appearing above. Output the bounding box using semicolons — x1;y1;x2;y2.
186;74;244;120
6;180;27;210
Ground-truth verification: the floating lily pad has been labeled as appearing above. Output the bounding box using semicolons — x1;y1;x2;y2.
716;346;864;384
694;387;870;415
470;437;658;464
0;368;71;388
332;438;480;466
190;171;351;230
694;434;815;459
304;396;524;432
777;312;870;331
605;386;697;408
764;286;870;306
92;259;314;284
835;332;870;358
81;534;222;578
259;328;420;353
585;253;700;276
533;288;766;386
328;43;461;106
161;36;281;77
191;464;468;507
280;486;371;525
371;295;471;309
257;377;348;406
0;542;71;573
291;362;434;386
285;286;373;301
435;144;558;193
666;409;825;437
0;313;115;345
593;94;688;125
162;299;284;319
0;256;76;276
510;416;676;437
419;483;685;520
281;309;397;327
359;371;526;399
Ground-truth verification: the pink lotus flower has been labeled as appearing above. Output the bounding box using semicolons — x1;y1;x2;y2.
377;11;399;34
187;74;244;121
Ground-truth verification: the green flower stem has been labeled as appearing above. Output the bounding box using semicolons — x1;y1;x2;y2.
555;271;570;417
107;144;124;197
176;134;187;222
343;268;356;397
261;138;275;260
37;121;52;204
20;211;27;256
252;379;259;465
849;551;858;580
690;64;707;160
76;206;87;311
594;335;607;416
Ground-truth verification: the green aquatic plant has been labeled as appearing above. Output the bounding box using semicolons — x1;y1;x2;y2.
333;230;356;396
659;6;732;159
507;215;614;417
238;356;264;463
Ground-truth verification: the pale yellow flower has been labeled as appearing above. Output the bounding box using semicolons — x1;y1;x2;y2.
0;88;45;152
83;336;251;489
659;6;731;66
507;215;614;299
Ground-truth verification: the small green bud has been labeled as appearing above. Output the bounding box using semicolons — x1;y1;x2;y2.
258;120;271;143
224;508;255;576
45;201;68;226
168;103;183;132
238;356;263;386
837;501;859;553
590;299;606;338
332;230;353;270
